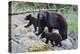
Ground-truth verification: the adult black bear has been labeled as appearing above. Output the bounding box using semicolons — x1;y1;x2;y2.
24;14;38;32
40;32;62;47
36;10;67;40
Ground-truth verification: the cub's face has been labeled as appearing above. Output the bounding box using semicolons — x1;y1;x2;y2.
24;14;31;20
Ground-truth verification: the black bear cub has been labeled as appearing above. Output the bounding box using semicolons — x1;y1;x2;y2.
40;32;62;47
24;14;38;32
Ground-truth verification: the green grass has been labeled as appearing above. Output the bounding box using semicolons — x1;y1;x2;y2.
33;11;78;33
31;10;78;33
62;11;78;32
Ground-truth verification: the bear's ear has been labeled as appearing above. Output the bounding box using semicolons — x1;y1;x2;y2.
43;32;46;34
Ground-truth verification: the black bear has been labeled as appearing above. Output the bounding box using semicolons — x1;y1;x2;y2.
36;10;67;40
40;32;62;47
24;14;38;32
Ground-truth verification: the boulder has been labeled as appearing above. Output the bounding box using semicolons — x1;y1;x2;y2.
61;36;72;49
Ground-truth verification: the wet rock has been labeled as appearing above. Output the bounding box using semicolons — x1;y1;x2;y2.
61;36;72;49
54;46;64;50
68;31;78;49
69;31;78;42
11;29;52;52
11;15;78;52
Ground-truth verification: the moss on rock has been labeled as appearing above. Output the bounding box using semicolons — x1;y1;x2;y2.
26;40;50;52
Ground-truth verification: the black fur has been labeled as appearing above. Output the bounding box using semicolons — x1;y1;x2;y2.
24;14;38;32
40;32;62;47
36;10;67;40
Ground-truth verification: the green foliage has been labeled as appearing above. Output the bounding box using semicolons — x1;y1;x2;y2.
10;1;78;32
61;9;78;32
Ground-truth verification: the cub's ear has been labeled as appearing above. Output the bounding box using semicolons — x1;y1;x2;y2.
29;14;32;17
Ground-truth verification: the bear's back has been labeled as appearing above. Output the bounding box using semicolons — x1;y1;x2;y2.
46;32;61;40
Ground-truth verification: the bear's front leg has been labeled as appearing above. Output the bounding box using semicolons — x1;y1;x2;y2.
24;21;32;28
48;27;53;32
33;26;37;33
45;39;49;44
35;25;45;36
51;40;54;47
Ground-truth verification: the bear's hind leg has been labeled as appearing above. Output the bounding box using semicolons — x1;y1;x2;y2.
59;28;67;40
55;40;62;47
59;42;62;47
55;40;59;46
